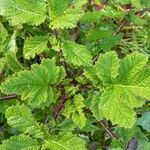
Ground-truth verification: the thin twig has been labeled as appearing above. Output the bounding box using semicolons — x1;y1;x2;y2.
98;121;117;139
0;94;17;101
54;94;66;120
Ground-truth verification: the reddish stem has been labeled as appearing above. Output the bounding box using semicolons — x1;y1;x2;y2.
54;95;66;120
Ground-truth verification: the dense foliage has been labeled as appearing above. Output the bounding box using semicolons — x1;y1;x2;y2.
0;0;150;149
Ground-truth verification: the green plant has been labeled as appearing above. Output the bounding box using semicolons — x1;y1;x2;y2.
0;0;150;149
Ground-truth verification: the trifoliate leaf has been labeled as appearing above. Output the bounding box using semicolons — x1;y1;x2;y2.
5;104;49;139
95;51;120;83
49;0;86;29
42;133;86;150
23;35;49;59
137;112;150;132
0;134;40;150
0;0;46;26
62;41;92;66
1;59;65;108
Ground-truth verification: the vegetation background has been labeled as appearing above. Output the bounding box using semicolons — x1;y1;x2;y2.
0;0;150;149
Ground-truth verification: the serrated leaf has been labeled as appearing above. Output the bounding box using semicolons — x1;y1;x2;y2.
0;0;46;26
23;35;49;59
0;134;40;150
92;52;150;128
62;41;92;66
137;112;150;132
95;51;120;83
49;0;86;29
5;104;49;139
42;133;86;150
63;94;87;128
1;59;65;108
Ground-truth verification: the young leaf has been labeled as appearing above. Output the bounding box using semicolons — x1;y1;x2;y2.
5;104;49;139
42;133;86;150
23;35;49;59
62;40;92;66
0;134;40;150
49;0;86;29
63;94;87;128
0;0;46;26
1;59;65;108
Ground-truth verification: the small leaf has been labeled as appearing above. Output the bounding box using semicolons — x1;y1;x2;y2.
0;134;40;150
49;0;86;29
42;133;86;150
5;104;49;139
137;112;150;132
95;51;120;83
62;40;92;66
23;35;49;59
0;0;46;26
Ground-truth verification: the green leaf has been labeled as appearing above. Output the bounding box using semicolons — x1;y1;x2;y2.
95;51;120;83
0;22;8;43
1;59;65;108
99;87;136;128
0;0;46;26
117;52;148;84
5;53;23;72
23;35;49;59
5;104;49;139
49;0;86;29
92;52;150;128
42;133;86;150
137;112;150;132
63;94;87;128
62;41;92;66
0;134;40;150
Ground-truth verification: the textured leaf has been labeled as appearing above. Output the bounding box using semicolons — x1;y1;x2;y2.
23;35;49;59
99;87;136;128
62;41;92;66
49;0;86;29
95;51;120;83
0;0;46;26
5;104;49;139
1;59;65;108
91;52;150;128
0;134;40;150
42;133;86;150
137;112;150;132
63;94;87;128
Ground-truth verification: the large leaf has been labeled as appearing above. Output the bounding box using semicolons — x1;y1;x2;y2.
90;52;150;128
23;35;49;59
49;0;86;29
42;133;86;150
62;41;92;66
1;59;65;108
0;0;46;26
0;134;40;150
5;104;49;139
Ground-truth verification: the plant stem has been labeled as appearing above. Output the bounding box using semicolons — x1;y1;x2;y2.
0;94;17;101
